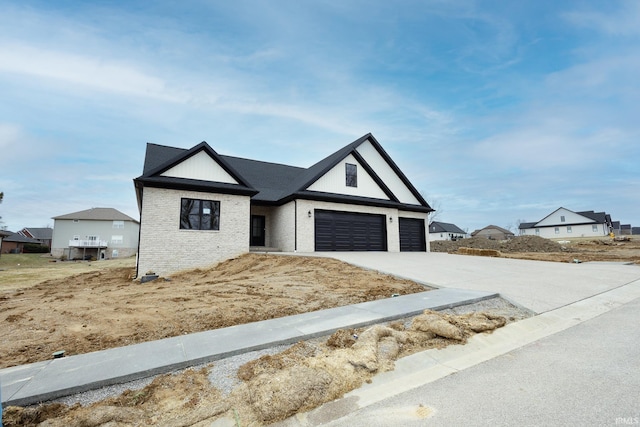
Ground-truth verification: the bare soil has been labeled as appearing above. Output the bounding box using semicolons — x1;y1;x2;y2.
3;237;637;426
0;253;426;369
431;235;640;264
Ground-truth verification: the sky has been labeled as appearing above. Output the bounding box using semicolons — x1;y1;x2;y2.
0;0;638;234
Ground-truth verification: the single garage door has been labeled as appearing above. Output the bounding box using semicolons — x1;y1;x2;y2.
315;210;387;251
399;218;426;251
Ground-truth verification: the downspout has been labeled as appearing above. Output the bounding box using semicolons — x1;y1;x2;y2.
134;183;143;279
294;200;297;252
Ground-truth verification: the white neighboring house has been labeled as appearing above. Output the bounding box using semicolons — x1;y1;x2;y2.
518;207;613;239
51;208;140;260
134;133;434;277
429;221;466;241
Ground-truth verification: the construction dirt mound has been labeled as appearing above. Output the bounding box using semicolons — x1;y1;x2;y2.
3;310;507;427
431;235;563;253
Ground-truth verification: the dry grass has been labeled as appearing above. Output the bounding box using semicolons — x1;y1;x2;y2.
0;254;136;291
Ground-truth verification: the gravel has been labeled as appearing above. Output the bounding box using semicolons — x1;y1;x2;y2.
49;297;532;408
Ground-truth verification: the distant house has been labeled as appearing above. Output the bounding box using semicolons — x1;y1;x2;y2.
429;221;466;241
18;227;53;248
0;229;10;255
1;232;40;254
134;133;433;277
471;225;515;240
51;208;140;260
518;207;613;239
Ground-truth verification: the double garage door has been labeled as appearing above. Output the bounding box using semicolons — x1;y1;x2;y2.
314;210;425;252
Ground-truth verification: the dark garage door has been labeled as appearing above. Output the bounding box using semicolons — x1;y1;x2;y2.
315;210;387;251
399;218;426;251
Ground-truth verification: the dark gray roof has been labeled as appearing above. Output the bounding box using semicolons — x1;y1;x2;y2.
3;232;40;244
577;210;608;223
135;134;433;212
429;221;466;234
19;228;53;240
53;208;138;222
471;225;514;236
518;222;537;230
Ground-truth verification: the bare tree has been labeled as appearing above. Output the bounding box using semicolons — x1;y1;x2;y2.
422;192;443;224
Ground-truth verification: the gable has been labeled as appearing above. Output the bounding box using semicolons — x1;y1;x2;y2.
306;153;390;199
354;140;421;205
536;208;596;227
160;150;239;184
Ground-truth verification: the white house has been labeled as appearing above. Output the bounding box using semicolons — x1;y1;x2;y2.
51;208;140;260
518;207;612;239
134;133;433;277
429;221;466;241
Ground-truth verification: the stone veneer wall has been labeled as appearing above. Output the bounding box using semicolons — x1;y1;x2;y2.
137;187;250;277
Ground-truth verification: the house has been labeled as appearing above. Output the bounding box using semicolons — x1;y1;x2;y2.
1;232;40;254
518;207;613;239
429;221;466;241
18;227;53;248
0;229;10;256
134;133;433;277
51;208;140;260
471;225;515;240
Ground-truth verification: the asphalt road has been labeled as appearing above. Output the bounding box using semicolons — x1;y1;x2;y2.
325;296;640;427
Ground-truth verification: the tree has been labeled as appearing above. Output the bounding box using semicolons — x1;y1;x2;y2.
422;192;443;224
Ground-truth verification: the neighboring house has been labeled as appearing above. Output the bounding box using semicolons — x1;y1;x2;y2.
51;208;140;260
0;229;10;256
18;227;53;248
518;207;613;239
1;232;40;254
429;221;466;241
471;225;515;240
134;133;433;277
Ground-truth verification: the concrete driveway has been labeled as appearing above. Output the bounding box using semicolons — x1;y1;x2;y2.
313;252;640;313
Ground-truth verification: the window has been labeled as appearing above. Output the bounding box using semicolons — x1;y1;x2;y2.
555;227;560;234
73;235;80;241
112;221;124;229
560;216;565;222
567;226;572;233
535;228;540;235
88;235;98;241
592;225;598;232
180;198;220;230
73;219;79;223
111;235;123;245
345;163;357;187
112;249;119;258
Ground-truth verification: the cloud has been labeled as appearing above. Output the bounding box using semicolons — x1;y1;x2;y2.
564;1;640;36
0;42;187;102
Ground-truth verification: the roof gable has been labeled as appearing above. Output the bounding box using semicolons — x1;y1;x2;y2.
160;150;238;184
293;134;430;209
535;207;598;227
306;152;391;200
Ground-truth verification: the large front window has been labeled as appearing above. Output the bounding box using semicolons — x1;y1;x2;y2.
180;198;220;230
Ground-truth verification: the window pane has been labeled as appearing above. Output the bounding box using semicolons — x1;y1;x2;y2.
346;163;357;187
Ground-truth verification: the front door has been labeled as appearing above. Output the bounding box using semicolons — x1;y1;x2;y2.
251;215;266;246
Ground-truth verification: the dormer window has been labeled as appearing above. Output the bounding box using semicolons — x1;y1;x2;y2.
346;163;357;187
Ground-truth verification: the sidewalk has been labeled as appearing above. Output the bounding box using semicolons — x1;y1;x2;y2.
1;287;495;407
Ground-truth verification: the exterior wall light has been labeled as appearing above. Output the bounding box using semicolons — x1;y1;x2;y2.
308;210;312;218
389;217;393;223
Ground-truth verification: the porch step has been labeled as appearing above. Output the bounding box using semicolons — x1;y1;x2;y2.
249;246;282;253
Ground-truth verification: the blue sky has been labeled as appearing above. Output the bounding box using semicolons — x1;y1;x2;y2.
1;0;638;234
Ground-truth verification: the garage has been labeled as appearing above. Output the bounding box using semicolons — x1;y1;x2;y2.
399;218;426;251
314;210;387;251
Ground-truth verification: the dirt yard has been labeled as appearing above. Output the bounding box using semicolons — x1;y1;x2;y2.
431;235;640;264
2;236;638;426
0;253;428;369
